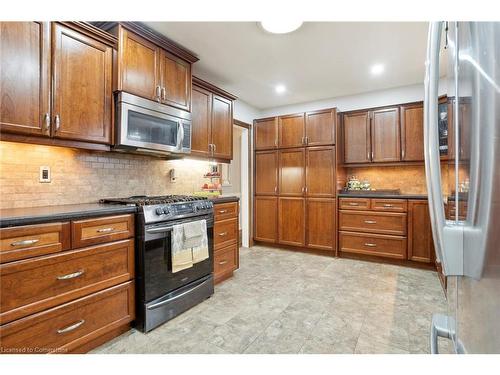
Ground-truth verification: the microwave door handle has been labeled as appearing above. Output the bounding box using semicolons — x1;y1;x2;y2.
177;121;184;150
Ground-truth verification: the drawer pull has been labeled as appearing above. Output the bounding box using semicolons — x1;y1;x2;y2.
348;202;359;206
383;204;394;208
364;220;377;224
10;239;39;247
218;232;228;237
218;260;228;265
97;227;115;233
218;210;228;214
57;319;85;334
57;270;85;280
364;243;377;247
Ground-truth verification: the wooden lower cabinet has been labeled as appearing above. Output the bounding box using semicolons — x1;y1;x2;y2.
254;196;278;243
339;231;406;260
213;201;239;284
408;200;435;263
306;198;335;251
278;197;305;247
214;244;238;284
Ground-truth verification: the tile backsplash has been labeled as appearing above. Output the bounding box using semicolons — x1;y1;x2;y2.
0;141;211;209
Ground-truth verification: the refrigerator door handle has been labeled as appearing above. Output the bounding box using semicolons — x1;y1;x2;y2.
430;313;453;354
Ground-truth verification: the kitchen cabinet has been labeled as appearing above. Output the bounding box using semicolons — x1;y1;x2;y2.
211;94;233;160
306;146;335;197
191;85;212;156
306;198;335;251
343;111;371;163
159;49;191;111
371;107;400;162
255;151;278;195
305;108;336;146
254;117;278;150
278;197;306;247
213;201;239;284
408;200;435;263
254;197;278;243
279;113;305;148
279;148;306;196
400;102;424;161
0;22;50;136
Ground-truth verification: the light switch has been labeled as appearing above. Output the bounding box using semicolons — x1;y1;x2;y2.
39;166;51;183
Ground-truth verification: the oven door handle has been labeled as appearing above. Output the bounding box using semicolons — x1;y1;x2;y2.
147;278;210;310
146;226;173;234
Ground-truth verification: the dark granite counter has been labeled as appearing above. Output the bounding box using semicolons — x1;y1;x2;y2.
337;192;428;200
0;203;138;228
209;196;240;204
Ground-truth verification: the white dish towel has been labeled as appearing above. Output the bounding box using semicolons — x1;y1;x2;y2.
171;220;209;273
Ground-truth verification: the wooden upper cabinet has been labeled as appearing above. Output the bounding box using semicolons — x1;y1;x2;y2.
279;148;306;196
279;113;305;148
306;146;335;197
255;151;278;195
343;111;370;163
400;103;424;161
118;27;160;101
211;94;233;160
306;198;335;251
0;22;50;136
408;200;435;263
371;107;400;162
254;196;278;243
160;49;191;111
254;117;278;150
278;197;306;247
52;24;112;144
305;109;336;146
191;85;211;156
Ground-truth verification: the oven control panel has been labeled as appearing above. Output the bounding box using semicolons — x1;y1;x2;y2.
144;201;214;224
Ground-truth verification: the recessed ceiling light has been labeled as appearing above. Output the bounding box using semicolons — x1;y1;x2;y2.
260;20;303;34
275;84;286;94
371;64;385;75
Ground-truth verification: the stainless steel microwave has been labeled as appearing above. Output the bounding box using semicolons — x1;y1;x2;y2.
114;92;191;156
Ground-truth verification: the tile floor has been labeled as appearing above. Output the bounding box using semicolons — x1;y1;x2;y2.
92;245;453;354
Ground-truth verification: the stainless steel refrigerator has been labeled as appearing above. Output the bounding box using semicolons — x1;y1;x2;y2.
424;21;500;354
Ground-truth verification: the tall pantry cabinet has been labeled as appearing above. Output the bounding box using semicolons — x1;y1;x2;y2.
253;108;337;252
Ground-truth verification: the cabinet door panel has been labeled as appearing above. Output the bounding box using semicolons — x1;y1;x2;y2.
254;197;278;243
408;200;435;263
191;85;211;156
306;198;335;251
211;94;233;160
254;117;278;150
119;27;160;101
305;109;335;146
371;107;400;162
278;198;305;247
52;24;112;144
343;111;370;163
255;151;278;195
0;22;50;136
279;148;305;196
160;50;191;111
401;103;424;161
279;113;305;148
306;146;335;197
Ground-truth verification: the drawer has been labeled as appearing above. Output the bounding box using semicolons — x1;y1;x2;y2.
339;210;407;236
0;222;70;264
71;214;134;248
0;281;135;354
371;199;407;212
339;231;407;260
214;202;238;221
214;244;237;283
0;239;134;324
214;218;238;250
339;198;371;210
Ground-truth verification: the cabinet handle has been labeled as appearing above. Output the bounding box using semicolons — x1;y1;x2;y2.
301;187;305;194
161;87;167;101
155;85;161;102
383;204;394;208
218;260;228;265
218;209;228;214
364;220;377;224
54;114;60;132
305;186;308;194
43;113;50;133
364;243;377;247
57;319;85;334
218;232;227;237
348;202;359;206
401;148;405;160
371;151;374;160
213;144;216;153
274;186;278;193
11;239;39;247
305;136;309;144
97;227;115;233
56;270;85;280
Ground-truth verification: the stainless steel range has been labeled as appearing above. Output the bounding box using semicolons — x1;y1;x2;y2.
100;195;214;332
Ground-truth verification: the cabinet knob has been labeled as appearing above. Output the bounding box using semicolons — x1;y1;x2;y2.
155;86;161;102
54;114;60;132
161;87;167;101
43;113;50;133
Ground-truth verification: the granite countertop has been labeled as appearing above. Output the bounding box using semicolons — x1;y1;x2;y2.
0;203;138;228
208;195;240;204
337;191;428;200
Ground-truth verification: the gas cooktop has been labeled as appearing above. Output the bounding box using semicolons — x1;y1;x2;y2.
100;195;207;206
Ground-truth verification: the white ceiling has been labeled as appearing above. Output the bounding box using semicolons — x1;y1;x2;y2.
145;22;430;110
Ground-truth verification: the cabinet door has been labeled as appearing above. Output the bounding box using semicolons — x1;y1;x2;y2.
371;107;400;162
279;148;306;196
0;22;50;136
52;24;112;144
160;49;191;111
278;197;305;247
279;113;305;148
118;27;160;101
255;151;278;195
254;117;278;150
306;198;335;251
343;111;370;163
211;94;233;160
306;146;335;197
408;200;435;263
305;109;335;146
400;103;424;161
254;196;278;243
191;85;211;156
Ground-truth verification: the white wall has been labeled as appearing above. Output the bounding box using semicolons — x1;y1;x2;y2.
233;99;260;124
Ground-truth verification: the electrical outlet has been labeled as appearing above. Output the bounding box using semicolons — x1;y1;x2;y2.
39;166;51;183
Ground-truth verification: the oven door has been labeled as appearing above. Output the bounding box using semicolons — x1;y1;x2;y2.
143;216;214;302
